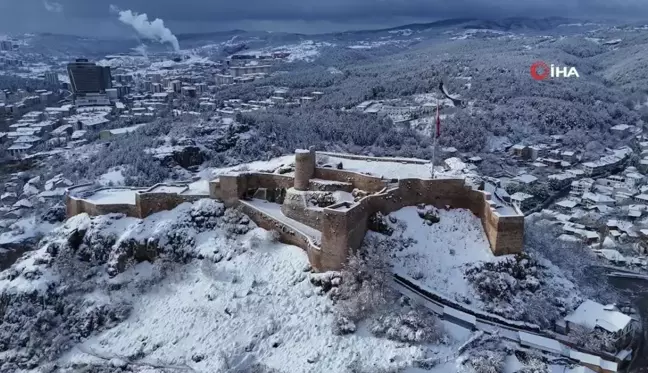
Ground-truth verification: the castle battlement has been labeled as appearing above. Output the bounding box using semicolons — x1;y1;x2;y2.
66;150;524;271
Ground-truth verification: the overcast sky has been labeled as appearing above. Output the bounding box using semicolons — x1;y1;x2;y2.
0;0;647;36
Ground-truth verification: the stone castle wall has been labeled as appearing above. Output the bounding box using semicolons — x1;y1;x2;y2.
314;168;389;193
137;192;204;218
66;195;140;218
238;201;324;270
281;189;324;231
66;184;208;219
66;151;524;272
318;178;524;270
214;173;294;207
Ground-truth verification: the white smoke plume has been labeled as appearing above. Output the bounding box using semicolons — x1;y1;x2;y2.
133;44;149;59
110;5;180;52
43;0;63;13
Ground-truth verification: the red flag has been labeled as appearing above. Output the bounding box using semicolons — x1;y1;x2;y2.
435;104;441;138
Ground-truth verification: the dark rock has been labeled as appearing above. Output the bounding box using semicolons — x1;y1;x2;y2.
156;146;206;169
368;212;394;236
41;205;66;223
67;228;87;251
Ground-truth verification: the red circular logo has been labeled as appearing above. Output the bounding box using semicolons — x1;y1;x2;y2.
530;61;550;80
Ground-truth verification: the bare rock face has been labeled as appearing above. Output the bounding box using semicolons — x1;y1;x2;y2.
368;212;394;236
0;238;39;270
159;145;206;169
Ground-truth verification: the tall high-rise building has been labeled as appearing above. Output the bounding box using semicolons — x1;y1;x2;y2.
0;40;13;51
44;71;59;86
170;80;182;93
66;59;111;94
101;66;113;90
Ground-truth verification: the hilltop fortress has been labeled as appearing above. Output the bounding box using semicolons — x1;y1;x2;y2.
66;148;524;271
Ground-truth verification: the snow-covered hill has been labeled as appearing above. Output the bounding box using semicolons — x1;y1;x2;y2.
0;199;476;373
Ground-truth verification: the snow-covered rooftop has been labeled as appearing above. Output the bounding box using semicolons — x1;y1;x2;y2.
565;299;631;333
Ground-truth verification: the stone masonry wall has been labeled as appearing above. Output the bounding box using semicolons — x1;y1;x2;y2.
66;186;209;219
294;150;315;191
136;192;204;218
65;154;524;272
238;201;325;270
214;173;294;207
315;168;389;193
281;189;324;231
318;178;524;270
65;195;139;218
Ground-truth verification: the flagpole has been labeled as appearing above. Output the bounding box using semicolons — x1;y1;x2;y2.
431;131;437;179
431;99;439;179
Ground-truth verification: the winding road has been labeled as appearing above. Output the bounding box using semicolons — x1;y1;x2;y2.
392;273;622;371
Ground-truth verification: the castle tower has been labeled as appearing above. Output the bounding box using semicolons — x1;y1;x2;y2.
294;148;315;191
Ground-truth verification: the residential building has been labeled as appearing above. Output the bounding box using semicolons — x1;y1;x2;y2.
555;199;579;213
74;93;110;107
44;71;59;86
511;144;528;158
215;74;234;85
230;64;271;76
582;192;615;207
170;80;182;93
512;174;538;185
610;124;632;136
0;40;13;51
7;143;33;157
99;124;145;140
181;86;197;98
565;300;633;343
105;88;119;101
570;178;594;195
582;147;632;176
549;173;576;189
510;192;534;211
563;223;599;244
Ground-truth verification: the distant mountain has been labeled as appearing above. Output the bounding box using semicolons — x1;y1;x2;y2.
460;17;579;31
347;17;583;35
176;30;249;41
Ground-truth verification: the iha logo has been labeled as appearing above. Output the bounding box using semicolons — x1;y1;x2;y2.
530;61;580;80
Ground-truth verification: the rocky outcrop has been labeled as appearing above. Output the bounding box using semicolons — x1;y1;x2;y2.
156;146;206;169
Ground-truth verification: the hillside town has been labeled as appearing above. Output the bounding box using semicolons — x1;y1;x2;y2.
2;25;648;373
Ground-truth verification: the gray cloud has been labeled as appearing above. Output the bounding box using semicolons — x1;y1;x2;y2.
1;0;647;35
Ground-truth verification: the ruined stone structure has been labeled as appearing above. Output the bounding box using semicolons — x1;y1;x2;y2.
66;183;208;219
66;149;524;272
210;149;525;271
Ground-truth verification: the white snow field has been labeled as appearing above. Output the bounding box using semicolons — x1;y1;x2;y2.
31;203;467;373
380;206;504;304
